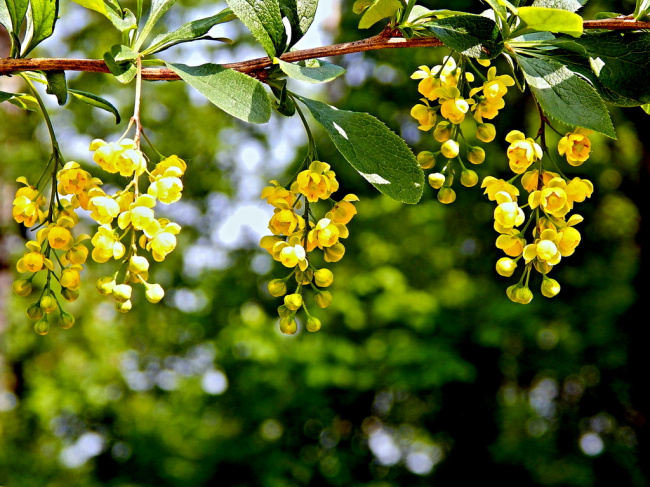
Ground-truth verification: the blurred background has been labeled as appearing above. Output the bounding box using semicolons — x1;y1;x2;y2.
1;0;648;485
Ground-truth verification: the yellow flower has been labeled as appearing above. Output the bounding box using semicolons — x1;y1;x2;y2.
507;284;533;304
495;257;517;277
541;277;561;298
57;162;92;195
260;235;283;255
557;226;581;256
476;123;496;143
410;101;437;131
505;131;543;174
147;220;181;262
16;251;45;273
260;180;297;209
269;208;305;236
434;86;471;124
118;195;159;236
564;177;593;204
13;182;45;227
307;218;348;251
433;121;452;142
284;293;303;311
428;173;445;189
494;192;525;233
558;128;592;166
150;155;187;180
472;97;504;123
314;268;334;287
291;161;339;202
482;67;515;101
411;58;459;100
91;138;146;176
529;177;571;218
323;242;345;262
523;229;562;265
441;139;459;159
91;225;126;263
61;265;83;290
274;237;308;271
481;177;519;202
47;226;74;250
13;279;33;296
496;232;525;257
330;194;359;225
148;174;183;204
88;195;120;224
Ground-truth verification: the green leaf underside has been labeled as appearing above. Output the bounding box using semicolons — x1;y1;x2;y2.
357;0;401;29
482;0;508;21
0;0;13;31
275;58;346;83
556;32;650;106
0;91;39;110
280;0;318;48
297;96;424;204
531;0;587;13
68;89;121;123
45;70;67;105
226;0;286;57
2;0;28;34
168;63;272;124
103;47;137;83
516;55;615;138
144;8;235;55
134;0;177;50
515;7;583;37
22;0;58;55
70;0;137;32
425;14;504;59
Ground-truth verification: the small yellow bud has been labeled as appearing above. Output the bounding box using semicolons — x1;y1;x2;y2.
34;316;49;335
27;302;44;320
496;257;517;277
314;268;334;288
279;317;297;335
145;283;165;303
417;151;436;170
306;316;322;332
116;299;132;313
324;243;345;263
268;279;287;297
112;284;132;303
467;146;486;165
61;288;79;302
284;293;303;311
12;279;32;296
58;312;75;329
476;123;496;143
460;169;479;187
295;269;313;285
433;121;452;142
315;291;332;308
128;255;150;274
96;276;116;295
40;295;58;313
437;187;456;204
428;173;445;189
507;284;533;304
541;277;561;298
441;139;460;159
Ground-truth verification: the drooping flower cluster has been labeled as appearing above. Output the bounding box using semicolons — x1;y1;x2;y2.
411;56;513;204
12;135;186;333
260;160;358;334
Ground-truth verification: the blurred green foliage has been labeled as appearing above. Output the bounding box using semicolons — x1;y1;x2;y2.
1;0;648;486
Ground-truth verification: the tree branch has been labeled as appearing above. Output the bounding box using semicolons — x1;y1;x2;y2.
1;18;649;80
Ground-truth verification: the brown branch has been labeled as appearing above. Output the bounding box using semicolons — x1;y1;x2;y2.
0;18;649;80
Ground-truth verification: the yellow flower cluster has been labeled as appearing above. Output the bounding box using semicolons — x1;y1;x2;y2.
12;135;187;333
487;129;593;303
259;160;358;334
410;56;513;204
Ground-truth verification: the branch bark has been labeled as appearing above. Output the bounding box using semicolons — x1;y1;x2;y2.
1;18;649;81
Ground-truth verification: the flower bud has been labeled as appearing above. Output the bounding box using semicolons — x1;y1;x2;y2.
40;295;58;313
66;245;89;265
13;279;32;296
460;169;479;187
428;173;445;189
433;121;452;142
116;299;132;313
315;291;332;308
306;316;322;332
61;288;79;302
96;276;116;296
34;316;49;335
496;257;517;277
27;302;44;320
58;312;75;329
279;317;297;335
417;151;436;170
324;243;345;263
284;293;303;311
507;284;533;304
441;139;460;159
145;283;165;303
128;255;150;274
112;284;132;303
467;146;485;165
295;269;313;285
437;187;456;204
268;279;287;297
277;305;292;318
476;123;496;143
314;268;334;288
541;277;561;298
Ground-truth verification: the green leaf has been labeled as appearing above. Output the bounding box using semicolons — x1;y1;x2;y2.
555;32;650;106
133;0;177;50
45;70;67;105
103;46;137;84
357;0;402;29
2;0;28;35
279;0;318;48
425;14;504;59
21;0;58;55
482;0;518;20
634;0;650;20
143;8;236;55
226;0;286;57
168;62;272;124
270;80;295;116
0;0;13;31
513;7;583;38
516;54;615;138
0;91;39;110
297;96;424;204
531;0;587;13
70;0;137;32
275;58;346;84
68;89;121;123
641;103;650;115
